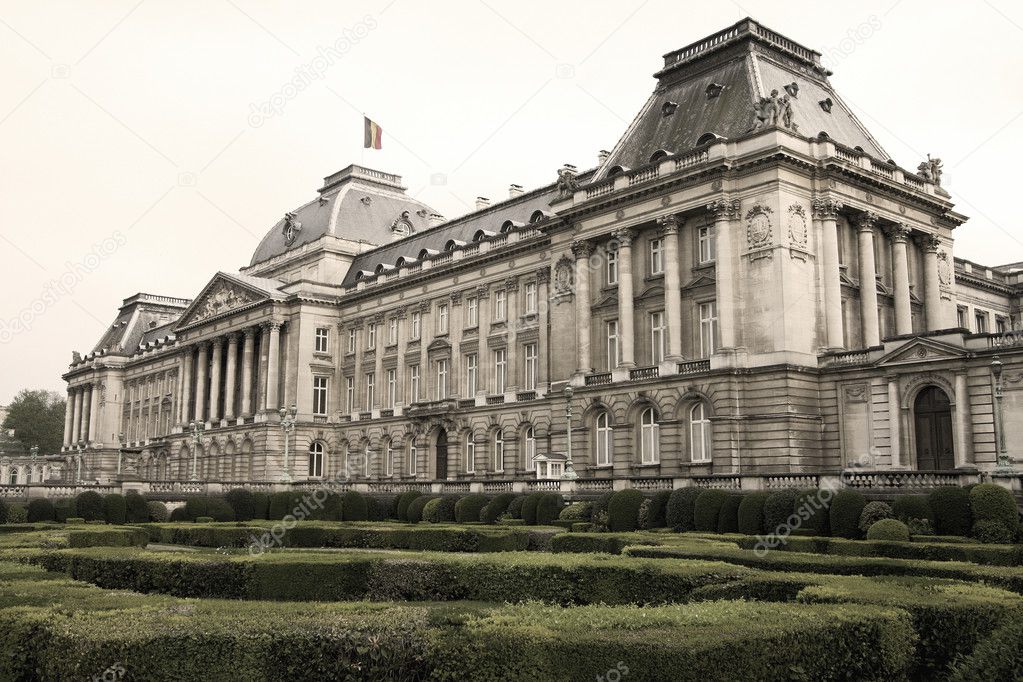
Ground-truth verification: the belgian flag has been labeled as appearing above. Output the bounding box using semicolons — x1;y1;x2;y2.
363;116;382;149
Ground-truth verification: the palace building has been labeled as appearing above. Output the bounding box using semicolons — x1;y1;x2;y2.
14;19;1022;496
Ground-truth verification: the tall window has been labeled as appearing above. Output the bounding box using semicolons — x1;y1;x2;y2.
386;369;397;408
595;412;613;466
465;434;476;473
606;247;619;285
408;441;417;476
957;306;967;329
524;281;538;314
384;441;394;476
690;403;712;462
996;317;1008;334
650;311;666;363
436;359;449;399
650;238;664;275
607;320;620;369
387;317;398;345
494;349;507;393
465;353;478;396
409;364;421;404
699;301;718;357
438;304;449;333
347;329;356;354
493;431;505;472
494;289;507;321
308;442;324;478
314;327;329;353
410;310;422;339
466;296;478;327
366;323;376;350
524;426;536;470
640;407;660;464
524;343;538;390
345;377;355;412
312;376;328;416
365;373;375;408
975;311;989;333
698;225;715;264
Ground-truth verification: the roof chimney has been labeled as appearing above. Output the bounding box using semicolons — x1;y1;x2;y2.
475;196;491;211
508;184;524;199
428;213;445;227
598;150;610;164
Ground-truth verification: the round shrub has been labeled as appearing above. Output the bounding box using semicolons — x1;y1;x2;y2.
268;491;304;521
507;495;527;520
147;501;168;522
972;519;1015;545
521;493;545;525
341;491;369;521
737;492;769;535
640;490;671;529
559;501;592;521
168;506;187;522
763;489;799;535
250;492;270;520
891;495;934;525
970;484;1020;539
858;501;893;534
103;494;127;525
929;487;973;536
52;500;73;523
372;495;398;520
829;490;867;539
26;498;55;522
224;489;256;521
666;488;702;531
608;489;646;532
364;495;380;521
74;491;104;521
406;495;436;523
589;492;615;525
6;505;26;524
427;496;459;523
717;494;742;534
454;494;489;523
865;518;911;542
205;497;235;522
481;493;515;524
0;499;8;524
535;493;563;525
421;498;443;523
125;492;149;523
795;488;831;536
311;492;342;521
693;489;730;532
396;491;423;522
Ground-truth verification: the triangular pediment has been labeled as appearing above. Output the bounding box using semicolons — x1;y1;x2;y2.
427;337;451;352
683;274;715;290
875;337;968;367
175;273;275;329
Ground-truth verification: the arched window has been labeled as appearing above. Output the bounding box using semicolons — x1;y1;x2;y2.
595;411;613;466
696;132;719;146
9;468;18;485
649;149;671;163
384;440;394;477
308;442;324;478
690;403;712;462
640;407;660;464
408;441;418;476
465;433;476;474
493;431;505;472
524;426;536;470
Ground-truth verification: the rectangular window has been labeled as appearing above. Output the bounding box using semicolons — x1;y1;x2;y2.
386;369;397;408
314;327;329;353
494;290;507;322
650;238;664;275
384;443;394;476
366;323;376;350
437;359;448;399
409;364;421;404
347;329;357;354
975;311;988;334
524;281;538;314
524;343;538;390
465;353;478;396
345;377;355;413
650;311;666;364
698;225;715;263
494;349;507;393
408;444;417;476
996;316;1008;334
366;373;375;408
312;376;328;416
957;306;967;329
700;301;718;357
606;247;619;285
466;296;478;327
410;310;422;339
465;439;475;473
388;317;398;346
437;303;449;333
607;320;620;370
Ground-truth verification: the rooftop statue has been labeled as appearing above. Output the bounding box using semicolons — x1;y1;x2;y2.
556;167;580;198
917;154;943;185
753;89;798;133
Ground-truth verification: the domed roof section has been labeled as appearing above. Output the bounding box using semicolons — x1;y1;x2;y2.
249;165;439;266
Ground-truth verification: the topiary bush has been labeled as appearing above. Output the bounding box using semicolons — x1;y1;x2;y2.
168;506;187;522
406;495;436;523
891;495;935;526
312;492;342;521
929;487;973;537
250;492;270;520
641;490;671;529
364;495;380;521
53;499;73;523
481;493;515;524
865;518;911;542
422;496;459;524
829;490;867;539
0;498;7;524
535;493;563;526
637;499;654;530
268;492;305;521
6;504;26;523
372;495;398;520
763;490;800;535
858;501;893;534
795;488;831;536
125;492;149;523
421;498;443;523
74;491;104;521
147;501;168;522
341;491;369;521
666;487;702;532
589;492;614;525
103;494;127;525
717;494;743;534
521;493;544;525
224;489;256;521
452;495;488;523
693;489;730;532
396;491;423;522
972;520;1015;545
26;498;56;522
969;484;1019;541
559;501;592;521
607;489;646;532
737;492;769;535
506;495;527;520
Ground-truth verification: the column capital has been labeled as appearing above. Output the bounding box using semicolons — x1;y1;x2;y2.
476;283;491;298
504;275;519;289
570;239;595;259
855;211;879;232
612;227;637;246
916;232;941;253
242;327;257;340
811;197;844;220
227;332;241;345
448;292;461;307
195;340;210;352
267;319;284;332
706;197;740;220
395;305;410;316
886;224;912;243
536;266;551;283
656;214;682;235
210;336;224;349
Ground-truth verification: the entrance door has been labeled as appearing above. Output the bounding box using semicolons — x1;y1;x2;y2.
435;428;448;480
914;387;955;470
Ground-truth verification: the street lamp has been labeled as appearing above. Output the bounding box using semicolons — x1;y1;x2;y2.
189;420;205;481
279;404;298;482
991;357;1013;471
562;385;578;480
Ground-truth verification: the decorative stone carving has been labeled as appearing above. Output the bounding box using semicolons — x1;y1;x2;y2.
745;204;774;249
553;255;574;295
753;89;798;132
390;210;414;238
611;228;636;246
843;383;867;402
918;233;941;253
706;82;724;99
886;224;911;243
662;101;678;116
811;197;843;220
917;154;943;185
570;239;595;259
556;167;579;198
787;204;809;247
783;82;799;98
192;281;259;323
281;212;302;246
819;97;833;113
657;214;680;235
536;266;551;284
71;351;82;364
937;251;952;286
855;211;879;232
706;198;740;220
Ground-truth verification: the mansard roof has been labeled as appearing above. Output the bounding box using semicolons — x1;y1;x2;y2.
87;293;190;356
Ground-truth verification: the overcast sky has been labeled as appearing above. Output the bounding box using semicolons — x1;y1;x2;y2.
1;0;1021;404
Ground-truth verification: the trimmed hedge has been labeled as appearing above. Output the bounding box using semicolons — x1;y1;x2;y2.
423;496;459;524
183;496;236;523
737;492;769;535
534;493;563;526
481;493;515;524
406;495;437;524
0;498;7;524
340;491;368;521
607;490;645;532
891;495;934;525
395;491;422;522
795;488;831;536
665;488;701;531
950;611;1023;681
454;495;489;523
867;519;911;542
26;499;56;523
73;491;104;521
507;495;527;520
124;493;149;523
829;490;867;539
146;501;168;522
763;490;799;535
733;534;1023;567
251;492;270;520
521;493;543;525
969;484;1019;539
103;494;127;525
225;489;256;521
716;495;742;534
929;487;972;537
693;489;730;532
859;501;893;534
641;490;671;529
558;501;592;522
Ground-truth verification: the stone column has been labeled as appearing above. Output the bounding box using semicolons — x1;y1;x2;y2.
194;342;209;423
224;333;239;421
953;370;970;468
81;384;93;443
813;197;845;349
71;387;83;444
418;305;430;399
395;311;408;404
374;315;385;407
613;229;637;367
505;276;519;389
266;322;282;411
920;234;943;331
63;389;74;447
856;212;880;348
180;349;193;426
658;215;683;360
258;325;270;411
887;375;901;468
146;377;155;440
572;240;595;375
889;224;913;336
89;381;100;443
447;298;460;396
707;198;741;349
208;337;223;423
241;329;255;417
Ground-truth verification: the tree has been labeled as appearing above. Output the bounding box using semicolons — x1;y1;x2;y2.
3;389;66;455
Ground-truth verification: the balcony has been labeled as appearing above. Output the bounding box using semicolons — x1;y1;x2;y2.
585;372;612;386
629;366;659;381
405;399;458;417
678;359;711;375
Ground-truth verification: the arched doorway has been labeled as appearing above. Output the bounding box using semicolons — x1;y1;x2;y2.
435;428;448;480
914;386;954;470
